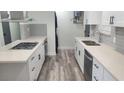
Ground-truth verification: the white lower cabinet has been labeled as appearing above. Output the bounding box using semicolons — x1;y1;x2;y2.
0;44;45;81
34;45;45;80
103;69;116;81
92;57;116;81
92;58;104;81
75;39;84;73
28;55;37;81
28;44;45;81
78;43;84;73
74;40;78;62
75;39;117;81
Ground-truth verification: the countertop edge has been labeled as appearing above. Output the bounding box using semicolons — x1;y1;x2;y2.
0;36;47;63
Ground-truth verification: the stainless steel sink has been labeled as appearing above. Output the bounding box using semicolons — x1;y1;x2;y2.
82;40;100;46
11;42;38;50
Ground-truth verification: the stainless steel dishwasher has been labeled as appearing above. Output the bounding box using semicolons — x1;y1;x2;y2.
84;49;93;81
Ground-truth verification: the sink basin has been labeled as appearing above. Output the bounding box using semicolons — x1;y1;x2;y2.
82;40;100;46
11;42;38;50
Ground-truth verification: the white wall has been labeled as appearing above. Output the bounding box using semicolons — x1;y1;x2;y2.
0;22;20;47
27;11;56;55
10;23;21;42
56;11;84;49
20;23;30;40
29;24;47;36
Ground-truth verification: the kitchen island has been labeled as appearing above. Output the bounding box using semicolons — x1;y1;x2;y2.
0;36;47;81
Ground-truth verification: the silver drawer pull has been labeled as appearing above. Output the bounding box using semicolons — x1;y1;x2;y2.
32;67;35;71
38;54;41;60
31;57;35;61
44;40;47;44
94;64;99;69
94;76;98;81
76;47;77;51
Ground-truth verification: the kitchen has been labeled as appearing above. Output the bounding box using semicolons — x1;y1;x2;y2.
0;11;124;81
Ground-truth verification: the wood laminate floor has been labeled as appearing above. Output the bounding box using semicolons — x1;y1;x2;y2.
38;49;85;81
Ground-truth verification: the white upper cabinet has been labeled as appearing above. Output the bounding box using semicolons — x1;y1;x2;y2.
101;11;124;27
112;11;124;27
84;11;102;25
101;11;113;26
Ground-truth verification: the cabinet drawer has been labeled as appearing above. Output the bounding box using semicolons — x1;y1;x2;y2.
28;51;38;80
30;67;36;80
38;45;45;57
35;56;44;79
93;58;103;72
28;44;44;68
92;58;104;81
28;44;45;80
28;60;37;80
28;53;38;64
34;45;45;80
103;69;116;81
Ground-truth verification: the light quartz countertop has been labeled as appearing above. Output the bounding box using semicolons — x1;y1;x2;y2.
0;36;47;63
76;37;124;81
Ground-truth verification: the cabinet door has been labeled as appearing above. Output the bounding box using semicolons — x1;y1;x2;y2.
103;69;116;81
75;39;84;73
112;11;124;27
101;11;112;25
78;43;84;73
92;58;104;81
75;40;80;64
35;45;45;80
28;55;37;81
77;41;82;65
84;11;101;24
30;64;36;81
74;40;78;61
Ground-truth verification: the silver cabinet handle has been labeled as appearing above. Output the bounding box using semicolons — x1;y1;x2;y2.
111;16;114;24
86;19;88;24
94;64;99;69
110;16;114;24
94;76;98;81
32;67;35;71
44;40;47;44
79;50;80;56
31;57;35;61
76;47;77;51
109;16;112;24
38;54;41;60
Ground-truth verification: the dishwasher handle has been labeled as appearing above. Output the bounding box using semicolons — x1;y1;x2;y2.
84;54;93;61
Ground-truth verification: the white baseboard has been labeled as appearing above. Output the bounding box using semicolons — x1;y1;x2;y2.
58;47;74;50
47;52;56;56
46;47;74;56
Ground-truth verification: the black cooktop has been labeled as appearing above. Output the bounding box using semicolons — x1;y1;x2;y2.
11;42;38;50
